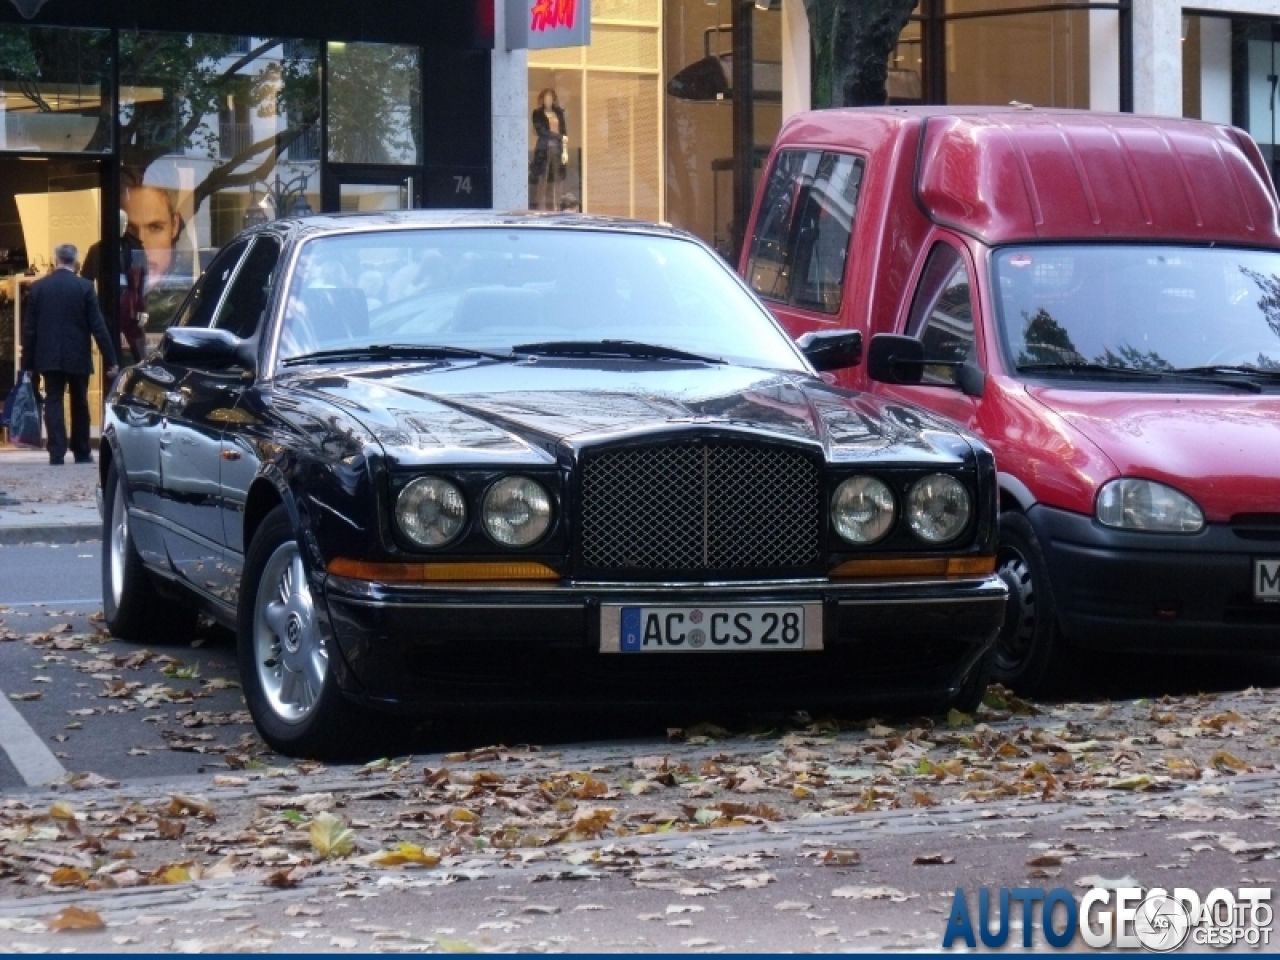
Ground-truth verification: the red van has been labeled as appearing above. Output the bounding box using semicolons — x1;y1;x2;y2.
741;107;1280;694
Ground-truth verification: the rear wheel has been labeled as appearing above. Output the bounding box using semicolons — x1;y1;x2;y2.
991;511;1075;697
237;506;370;759
102;461;197;643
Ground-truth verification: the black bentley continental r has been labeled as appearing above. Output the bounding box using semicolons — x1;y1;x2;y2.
100;212;1007;757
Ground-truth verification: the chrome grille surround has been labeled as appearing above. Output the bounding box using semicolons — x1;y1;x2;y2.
579;441;823;573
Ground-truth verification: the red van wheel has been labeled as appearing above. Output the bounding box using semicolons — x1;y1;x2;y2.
991;512;1075;697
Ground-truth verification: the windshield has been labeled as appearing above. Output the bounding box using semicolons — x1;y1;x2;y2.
993;245;1280;375
276;228;807;371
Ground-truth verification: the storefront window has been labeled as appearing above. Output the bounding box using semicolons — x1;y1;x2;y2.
664;0;782;255
1183;16;1280;184
528;0;662;218
326;42;421;165
0;25;112;153
119;32;321;330
894;0;1122;111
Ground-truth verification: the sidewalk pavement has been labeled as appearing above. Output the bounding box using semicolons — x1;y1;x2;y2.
0;445;100;544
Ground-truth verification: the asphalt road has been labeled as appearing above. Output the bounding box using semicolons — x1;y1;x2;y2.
3;543;1280;795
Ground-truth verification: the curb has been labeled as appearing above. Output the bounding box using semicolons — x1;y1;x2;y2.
0;523;100;545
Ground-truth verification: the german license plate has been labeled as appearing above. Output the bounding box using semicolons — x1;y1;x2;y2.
1255;560;1280;602
600;604;822;653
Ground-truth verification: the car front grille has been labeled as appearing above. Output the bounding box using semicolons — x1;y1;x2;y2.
579;442;823;573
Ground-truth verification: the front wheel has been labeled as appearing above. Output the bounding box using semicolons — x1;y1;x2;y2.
990;511;1075;697
237;505;369;759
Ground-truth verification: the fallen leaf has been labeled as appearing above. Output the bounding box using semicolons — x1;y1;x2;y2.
310;812;356;859
156;819;186;840
1075;874;1140;890
820;849;861;867
47;906;104;932
263;866;310;889
48;801;77;821
912;853;955;866
775;901;812;911
48;866;89;887
8;691;42;701
832;885;906;900
367;842;441;868
1027;854;1063;867
1209;750;1251;773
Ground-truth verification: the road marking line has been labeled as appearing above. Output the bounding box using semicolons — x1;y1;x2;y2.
0;599;101;608
0;689;66;786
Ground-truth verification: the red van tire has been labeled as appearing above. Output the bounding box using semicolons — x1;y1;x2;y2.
991;512;1076;697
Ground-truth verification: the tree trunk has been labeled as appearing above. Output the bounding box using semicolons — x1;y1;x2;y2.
803;0;916;108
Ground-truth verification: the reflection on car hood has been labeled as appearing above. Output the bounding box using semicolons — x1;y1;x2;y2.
1027;387;1280;521
282;359;977;467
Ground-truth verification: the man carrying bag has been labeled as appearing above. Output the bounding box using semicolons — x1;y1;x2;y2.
21;244;119;465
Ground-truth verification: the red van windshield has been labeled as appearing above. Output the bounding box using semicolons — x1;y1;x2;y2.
993;246;1280;375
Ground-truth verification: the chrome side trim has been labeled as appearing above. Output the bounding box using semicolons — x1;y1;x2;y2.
332;597;587;610
127;506;224;555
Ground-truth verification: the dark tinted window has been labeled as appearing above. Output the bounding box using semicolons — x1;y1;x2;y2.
790;152;862;313
173;239;249;330
745;149;863;315
213;237;281;338
746;149;807;302
906;244;974;385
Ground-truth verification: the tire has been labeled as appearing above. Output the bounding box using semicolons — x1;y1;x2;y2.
946;644;994;715
990;511;1076;697
102;461;198;643
237;505;370;759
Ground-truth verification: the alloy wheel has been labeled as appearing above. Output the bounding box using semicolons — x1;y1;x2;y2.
254;543;327;723
109;478;128;608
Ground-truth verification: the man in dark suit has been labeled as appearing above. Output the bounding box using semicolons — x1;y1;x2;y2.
21;243;119;465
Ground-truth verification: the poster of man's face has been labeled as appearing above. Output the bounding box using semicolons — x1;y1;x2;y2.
122;185;181;280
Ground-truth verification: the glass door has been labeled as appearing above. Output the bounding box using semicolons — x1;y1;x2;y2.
324;168;420;213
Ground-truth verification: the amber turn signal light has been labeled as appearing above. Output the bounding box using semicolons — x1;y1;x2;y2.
828;556;995;579
327;559;560;582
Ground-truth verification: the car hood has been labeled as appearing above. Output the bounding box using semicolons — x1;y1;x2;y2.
282;359;978;468
1026;387;1280;520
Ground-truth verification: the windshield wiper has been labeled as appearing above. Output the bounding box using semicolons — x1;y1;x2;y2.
511;339;726;365
1017;361;1263;392
1015;362;1162;380
1172;364;1280;381
282;344;513;367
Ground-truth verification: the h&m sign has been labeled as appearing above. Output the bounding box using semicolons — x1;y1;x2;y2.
506;0;590;50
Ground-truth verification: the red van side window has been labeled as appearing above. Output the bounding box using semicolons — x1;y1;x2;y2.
746;149;864;315
906;243;975;385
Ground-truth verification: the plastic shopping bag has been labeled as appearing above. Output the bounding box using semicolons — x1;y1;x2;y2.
9;372;42;448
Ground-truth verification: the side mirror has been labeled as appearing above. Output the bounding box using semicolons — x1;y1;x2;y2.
797;329;863;372
161;328;256;373
867;333;986;398
866;334;925;385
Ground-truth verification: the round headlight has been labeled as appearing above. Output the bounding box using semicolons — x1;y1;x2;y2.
483;477;552;547
907;474;971;544
396;477;467;548
831;476;896;544
1096;478;1203;533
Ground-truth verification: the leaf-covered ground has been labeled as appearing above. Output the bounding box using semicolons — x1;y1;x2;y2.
3;683;1279;907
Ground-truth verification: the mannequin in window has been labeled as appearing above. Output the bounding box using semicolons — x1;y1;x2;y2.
81;210;148;364
530;88;569;210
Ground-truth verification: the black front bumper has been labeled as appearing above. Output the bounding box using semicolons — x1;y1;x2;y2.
319;575;1007;714
1029;505;1280;652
